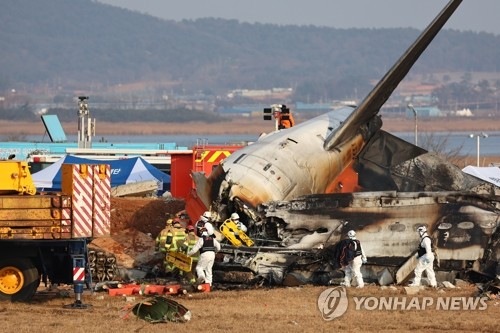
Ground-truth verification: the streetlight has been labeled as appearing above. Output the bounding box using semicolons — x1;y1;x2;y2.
469;132;488;166
408;104;418;146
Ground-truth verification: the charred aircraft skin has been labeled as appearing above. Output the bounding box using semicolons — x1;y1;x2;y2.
214;190;500;285
260;191;500;270
193;1;499;285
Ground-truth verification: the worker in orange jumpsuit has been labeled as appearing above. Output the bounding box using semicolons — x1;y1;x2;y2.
273;105;295;129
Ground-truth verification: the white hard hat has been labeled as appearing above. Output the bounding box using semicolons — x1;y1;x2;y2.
202;211;212;219
230;213;240;221
417;226;427;233
347;230;356;239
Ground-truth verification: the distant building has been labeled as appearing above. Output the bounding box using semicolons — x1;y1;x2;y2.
405;106;442;118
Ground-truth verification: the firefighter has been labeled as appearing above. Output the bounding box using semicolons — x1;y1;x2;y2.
180;225;199;283
410;226;437;287
187;227;221;286
164;220;187;273
176;210;191;227
343;230;367;288
155;218;174;253
273;104;295;129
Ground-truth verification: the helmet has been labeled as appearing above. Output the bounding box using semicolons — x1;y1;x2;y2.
202;211;212;220
173;220;181;227
347;230;356;239
230;213;240;221
186;225;195;232
417;226;427;233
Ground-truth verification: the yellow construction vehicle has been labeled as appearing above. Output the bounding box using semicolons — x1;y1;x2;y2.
0;160;111;306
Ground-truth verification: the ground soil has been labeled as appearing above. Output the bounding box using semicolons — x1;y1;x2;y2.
2;283;499;332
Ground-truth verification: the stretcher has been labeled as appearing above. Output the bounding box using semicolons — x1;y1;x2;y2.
219;219;254;247
166;251;193;272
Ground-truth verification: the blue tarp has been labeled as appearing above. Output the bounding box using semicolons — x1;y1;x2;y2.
32;156;170;192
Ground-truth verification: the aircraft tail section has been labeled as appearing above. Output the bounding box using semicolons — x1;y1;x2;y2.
324;0;462;151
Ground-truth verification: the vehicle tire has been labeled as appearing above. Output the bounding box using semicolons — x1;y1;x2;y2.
0;258;39;302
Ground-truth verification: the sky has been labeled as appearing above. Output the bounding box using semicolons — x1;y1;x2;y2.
96;0;500;35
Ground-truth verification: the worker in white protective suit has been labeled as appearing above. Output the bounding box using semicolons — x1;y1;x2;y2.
195;211;215;237
230;212;247;235
343;230;367;288
187;227;221;286
410;226;437;287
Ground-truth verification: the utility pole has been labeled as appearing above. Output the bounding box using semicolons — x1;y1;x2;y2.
408;104;418;146
469;132;488;166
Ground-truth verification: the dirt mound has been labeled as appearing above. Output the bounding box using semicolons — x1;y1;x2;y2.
89;197;186;269
110;197;185;236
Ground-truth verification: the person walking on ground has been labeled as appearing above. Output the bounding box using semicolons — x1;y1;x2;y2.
343;230;367;288
410;226;437;287
187;227;221;286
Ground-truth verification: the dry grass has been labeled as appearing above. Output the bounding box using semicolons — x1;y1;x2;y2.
1;116;500;137
1;285;498;333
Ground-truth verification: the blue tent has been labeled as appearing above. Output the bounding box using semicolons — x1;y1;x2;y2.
31;156;170;192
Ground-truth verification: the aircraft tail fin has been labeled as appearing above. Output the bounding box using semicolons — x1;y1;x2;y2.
324;0;462;151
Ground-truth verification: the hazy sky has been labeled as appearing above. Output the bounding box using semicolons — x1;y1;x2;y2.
97;0;500;35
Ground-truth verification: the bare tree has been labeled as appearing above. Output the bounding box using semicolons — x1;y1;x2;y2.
420;132;464;166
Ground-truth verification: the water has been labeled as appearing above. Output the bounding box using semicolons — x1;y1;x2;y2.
394;131;499;156
19;131;500;156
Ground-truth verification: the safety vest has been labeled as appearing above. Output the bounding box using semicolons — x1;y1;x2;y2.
183;233;199;258
156;226;174;252
200;235;216;253
169;227;186;252
351;239;363;257
186;233;198;247
278;113;295;129
417;236;433;258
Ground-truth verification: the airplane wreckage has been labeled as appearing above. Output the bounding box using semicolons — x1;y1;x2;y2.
190;0;500;287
